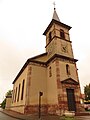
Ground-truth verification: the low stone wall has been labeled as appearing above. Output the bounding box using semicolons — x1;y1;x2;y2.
5;95;12;110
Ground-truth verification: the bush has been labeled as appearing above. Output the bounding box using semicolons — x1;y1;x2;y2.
1;99;6;109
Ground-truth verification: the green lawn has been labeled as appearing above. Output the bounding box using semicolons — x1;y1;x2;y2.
60;116;77;120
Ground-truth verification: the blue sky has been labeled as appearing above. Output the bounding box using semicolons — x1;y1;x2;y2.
0;0;90;102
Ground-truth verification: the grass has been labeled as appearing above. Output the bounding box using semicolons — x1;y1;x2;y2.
60;116;77;120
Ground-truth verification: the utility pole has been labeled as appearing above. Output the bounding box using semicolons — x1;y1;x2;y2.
39;91;43;119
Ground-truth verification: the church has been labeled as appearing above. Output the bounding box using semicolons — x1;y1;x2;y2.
9;7;83;115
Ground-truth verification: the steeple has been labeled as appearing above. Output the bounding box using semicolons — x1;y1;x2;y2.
43;5;71;35
52;8;60;22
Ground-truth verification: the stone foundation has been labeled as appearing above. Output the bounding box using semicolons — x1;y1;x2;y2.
10;102;84;115
24;104;48;114
24;104;73;115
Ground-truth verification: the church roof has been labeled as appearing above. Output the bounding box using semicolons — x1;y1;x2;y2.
52;8;60;22
12;53;78;84
12;53;47;84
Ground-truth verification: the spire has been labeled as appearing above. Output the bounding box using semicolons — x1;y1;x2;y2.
52;2;60;22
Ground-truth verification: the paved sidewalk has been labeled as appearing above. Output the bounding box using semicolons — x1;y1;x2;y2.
0;109;62;120
1;109;90;120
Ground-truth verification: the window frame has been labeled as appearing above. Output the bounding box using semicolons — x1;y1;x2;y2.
17;83;21;102
49;66;52;77
49;32;52;43
66;64;70;75
21;79;25;100
60;29;65;39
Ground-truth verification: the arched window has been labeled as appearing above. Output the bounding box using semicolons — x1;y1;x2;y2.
49;66;52;77
60;29;65;39
21;79;25;100
66;64;70;75
17;84;20;102
15;87;17;102
49;32;52;42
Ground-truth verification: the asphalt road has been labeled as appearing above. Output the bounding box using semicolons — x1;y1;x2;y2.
0;111;19;120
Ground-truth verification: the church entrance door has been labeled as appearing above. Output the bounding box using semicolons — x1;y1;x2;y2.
66;89;76;111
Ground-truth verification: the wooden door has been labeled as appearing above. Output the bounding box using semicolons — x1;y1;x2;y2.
66;89;76;111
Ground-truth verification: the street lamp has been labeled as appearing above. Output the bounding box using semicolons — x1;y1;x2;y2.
39;91;43;119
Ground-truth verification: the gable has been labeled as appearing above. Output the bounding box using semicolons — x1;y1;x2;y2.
31;53;48;62
61;78;79;85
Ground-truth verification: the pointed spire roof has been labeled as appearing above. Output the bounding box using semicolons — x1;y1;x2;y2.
43;6;71;35
52;8;60;22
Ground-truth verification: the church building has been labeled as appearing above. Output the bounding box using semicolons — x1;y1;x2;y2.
10;7;83;115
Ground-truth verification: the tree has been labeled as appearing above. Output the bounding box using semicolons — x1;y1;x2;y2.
1;98;6;109
6;90;12;96
1;90;12;109
84;84;90;101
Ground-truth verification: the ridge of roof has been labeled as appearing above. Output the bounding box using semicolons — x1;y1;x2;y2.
12;53;78;84
12;53;47;84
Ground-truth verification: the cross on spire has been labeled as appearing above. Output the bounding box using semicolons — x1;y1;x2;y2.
53;2;56;10
52;2;60;22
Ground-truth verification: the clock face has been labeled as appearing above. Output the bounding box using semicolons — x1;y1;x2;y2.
61;44;68;53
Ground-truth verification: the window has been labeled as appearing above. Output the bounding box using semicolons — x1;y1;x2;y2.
12;90;14;103
13;89;15;102
66;64;70;75
21;79;25;100
49;67;52;77
17;84;20;102
60;29;65;39
49;32;52;42
15;87;17;102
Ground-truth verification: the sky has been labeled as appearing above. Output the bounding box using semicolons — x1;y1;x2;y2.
0;0;90;102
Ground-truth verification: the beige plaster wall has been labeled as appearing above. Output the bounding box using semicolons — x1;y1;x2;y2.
47;61;58;104
29;64;47;105
59;61;78;81
11;66;28;107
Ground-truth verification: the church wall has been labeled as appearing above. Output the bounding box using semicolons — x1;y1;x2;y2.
29;64;47;105
47;61;58;104
11;66;28;113
59;61;78;82
55;60;82;114
10;106;25;113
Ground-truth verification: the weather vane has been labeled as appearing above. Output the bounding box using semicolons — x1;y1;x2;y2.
53;2;56;10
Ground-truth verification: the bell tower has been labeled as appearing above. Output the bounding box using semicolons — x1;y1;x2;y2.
43;8;74;60
43;7;83;114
